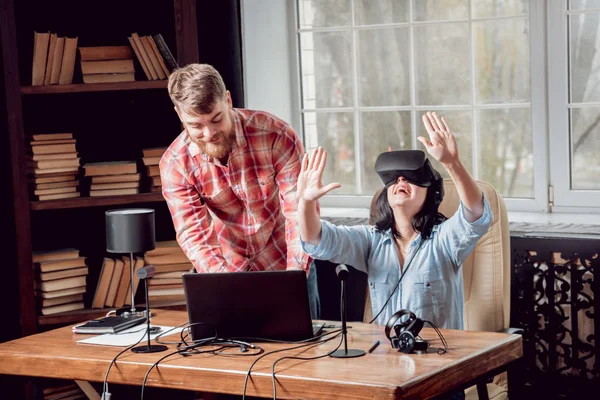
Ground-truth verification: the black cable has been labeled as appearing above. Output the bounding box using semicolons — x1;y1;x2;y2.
424;320;449;355
102;325;150;399
241;329;343;400
369;239;426;324
271;332;344;399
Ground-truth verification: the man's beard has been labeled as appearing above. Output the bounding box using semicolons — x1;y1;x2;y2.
190;132;234;159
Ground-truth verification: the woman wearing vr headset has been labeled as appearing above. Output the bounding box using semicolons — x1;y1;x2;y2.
298;112;493;332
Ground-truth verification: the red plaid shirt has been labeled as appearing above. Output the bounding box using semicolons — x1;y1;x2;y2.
160;108;311;273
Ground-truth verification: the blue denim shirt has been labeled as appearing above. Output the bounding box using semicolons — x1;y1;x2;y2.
301;196;493;329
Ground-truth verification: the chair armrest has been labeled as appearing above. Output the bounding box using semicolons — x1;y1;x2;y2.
500;327;524;335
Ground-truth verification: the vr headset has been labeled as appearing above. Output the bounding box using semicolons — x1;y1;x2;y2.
375;150;443;206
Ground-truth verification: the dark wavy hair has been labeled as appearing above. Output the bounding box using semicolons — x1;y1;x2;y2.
374;170;447;240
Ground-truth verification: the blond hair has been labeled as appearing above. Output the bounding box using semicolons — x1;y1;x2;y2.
168;64;226;114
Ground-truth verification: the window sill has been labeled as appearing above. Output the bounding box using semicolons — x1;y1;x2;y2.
320;208;600;238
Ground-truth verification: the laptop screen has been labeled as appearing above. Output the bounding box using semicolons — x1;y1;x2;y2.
182;270;315;341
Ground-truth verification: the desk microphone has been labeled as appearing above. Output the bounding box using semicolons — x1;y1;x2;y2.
330;264;365;359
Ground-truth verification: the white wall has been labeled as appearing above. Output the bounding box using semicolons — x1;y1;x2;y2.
240;0;301;133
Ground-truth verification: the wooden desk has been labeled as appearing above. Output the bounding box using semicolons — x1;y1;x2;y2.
0;310;522;399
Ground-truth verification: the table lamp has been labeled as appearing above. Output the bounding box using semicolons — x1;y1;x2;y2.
105;208;156;318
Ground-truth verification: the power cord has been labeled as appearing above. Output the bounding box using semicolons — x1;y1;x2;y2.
423;320;449;355
102;325;149;400
241;329;342;400
270;332;344;399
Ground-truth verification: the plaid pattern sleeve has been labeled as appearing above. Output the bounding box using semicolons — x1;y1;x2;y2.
273;124;312;272
160;148;228;273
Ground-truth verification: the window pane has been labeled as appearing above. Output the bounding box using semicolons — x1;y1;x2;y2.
413;0;468;21
357;27;410;106
298;0;351;28
570;0;600;9
474;18;530;104
570;12;600;103
417;111;472;178
414;23;471;105
354;0;408;25
471;0;528;18
300;32;353;108
302;112;356;193
571;108;600;190
360;111;412;195
477;108;533;198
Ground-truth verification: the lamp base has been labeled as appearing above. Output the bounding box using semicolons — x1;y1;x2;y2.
116;306;149;318
329;349;366;358
131;344;168;353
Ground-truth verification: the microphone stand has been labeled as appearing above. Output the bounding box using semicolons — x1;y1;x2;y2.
330;265;365;358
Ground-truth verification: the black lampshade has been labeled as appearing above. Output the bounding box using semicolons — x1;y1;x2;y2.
105;208;156;253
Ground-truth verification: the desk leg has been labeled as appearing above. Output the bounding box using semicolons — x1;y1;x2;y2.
75;380;101;400
476;381;489;400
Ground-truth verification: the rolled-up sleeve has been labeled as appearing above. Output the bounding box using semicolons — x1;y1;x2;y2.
437;193;493;266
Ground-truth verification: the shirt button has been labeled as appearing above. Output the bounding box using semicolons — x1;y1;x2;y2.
370;282;374;287
425;282;431;287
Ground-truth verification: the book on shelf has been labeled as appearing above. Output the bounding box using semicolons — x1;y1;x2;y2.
82;73;135;84
144;253;190;265
92;173;140;184
79;45;133;61
131;32;159;80
40;301;85;316
32;248;80;263
80;59;134;75
112;256;132;308
84;161;137;176
35;275;87;292
27;133;82;201
41;293;83;308
90;188;140;197
38;266;88;282
58;37;78;85
145;240;181;256
31;31;50;86
152;34;179;73
36;286;86;299
91;258;115;309
104;258;124;307
141;35;167;79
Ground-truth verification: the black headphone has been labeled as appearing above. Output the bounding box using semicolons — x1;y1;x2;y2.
384;309;429;354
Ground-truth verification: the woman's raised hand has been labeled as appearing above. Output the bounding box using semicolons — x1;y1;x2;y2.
297;147;341;201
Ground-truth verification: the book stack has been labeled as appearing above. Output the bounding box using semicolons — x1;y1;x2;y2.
31;31;78;86
79;45;135;84
144;241;193;304
91;256;144;309
83;161;141;197
27;133;81;201
128;32;176;80
142;147;167;193
33;248;88;316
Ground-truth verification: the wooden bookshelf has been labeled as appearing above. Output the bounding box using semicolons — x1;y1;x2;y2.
30;192;165;211
21;80;168;95
38;302;186;326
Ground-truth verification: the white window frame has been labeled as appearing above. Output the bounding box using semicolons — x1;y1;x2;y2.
548;1;600;212
242;0;600;214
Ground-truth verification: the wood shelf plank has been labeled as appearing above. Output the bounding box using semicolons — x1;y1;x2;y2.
21;80;168;95
30;192;164;211
37;302;186;326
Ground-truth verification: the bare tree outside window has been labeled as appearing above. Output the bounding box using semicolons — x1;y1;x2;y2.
298;0;533;198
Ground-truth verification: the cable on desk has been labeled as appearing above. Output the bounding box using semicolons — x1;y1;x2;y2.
270;332;344;400
241;329;342;400
102;325;149;400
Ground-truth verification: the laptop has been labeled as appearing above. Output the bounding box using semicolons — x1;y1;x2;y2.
182;270;324;342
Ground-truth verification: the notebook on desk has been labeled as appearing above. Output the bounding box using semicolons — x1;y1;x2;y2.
182;270;324;342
